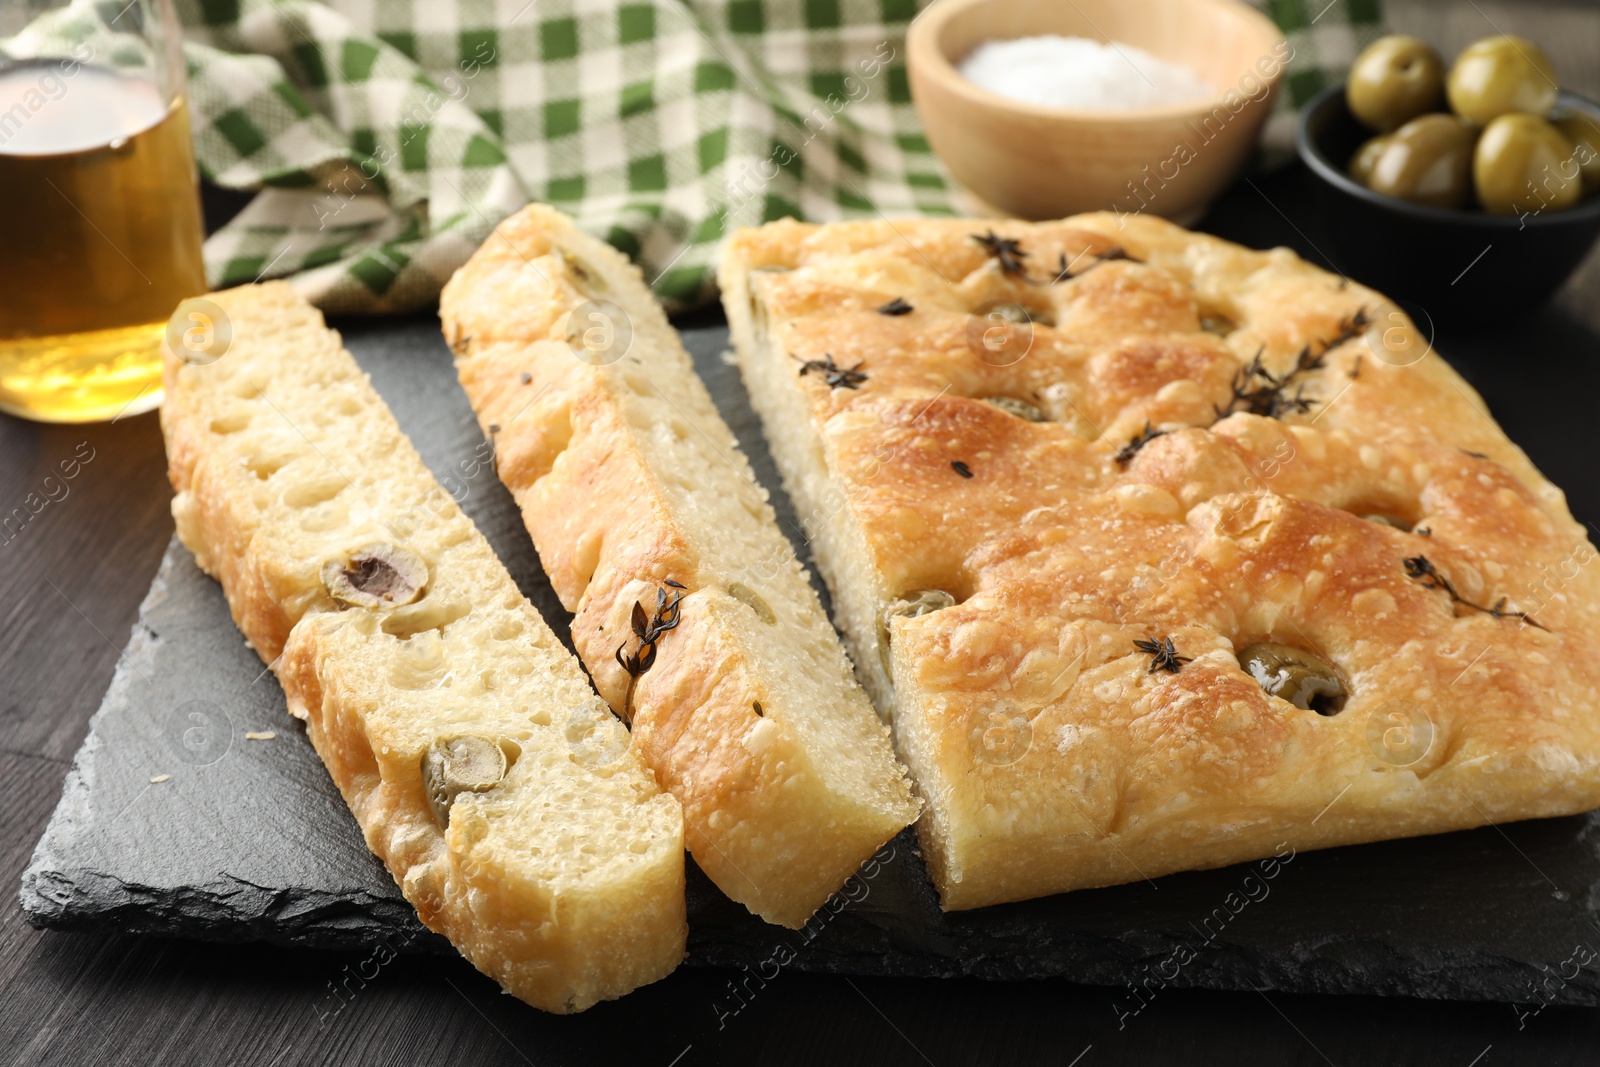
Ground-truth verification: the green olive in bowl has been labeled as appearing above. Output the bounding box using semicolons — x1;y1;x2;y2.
1447;35;1559;125
1556;112;1600;192
1347;35;1446;132
1474;113;1581;215
1365;113;1478;208
1348;134;1392;185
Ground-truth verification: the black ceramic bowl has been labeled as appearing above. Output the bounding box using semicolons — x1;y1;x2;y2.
1296;84;1600;318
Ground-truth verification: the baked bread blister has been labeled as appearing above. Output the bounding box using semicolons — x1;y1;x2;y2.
441;206;919;928
161;282;686;1011
721;213;1600;910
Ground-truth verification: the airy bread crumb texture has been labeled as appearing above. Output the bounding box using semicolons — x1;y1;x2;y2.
721;213;1600;911
161;282;686;1012
441;205;918;928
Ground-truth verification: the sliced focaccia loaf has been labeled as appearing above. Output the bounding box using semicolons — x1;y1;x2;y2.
161;282;686;1012
440;205;919;928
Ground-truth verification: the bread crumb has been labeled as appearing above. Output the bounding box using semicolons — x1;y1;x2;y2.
149;774;171;784
245;730;278;741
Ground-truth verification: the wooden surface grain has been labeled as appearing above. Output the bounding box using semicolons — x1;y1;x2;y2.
5;3;1600;1063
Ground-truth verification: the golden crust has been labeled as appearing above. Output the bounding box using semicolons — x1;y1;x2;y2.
441;206;918;928
721;213;1600;910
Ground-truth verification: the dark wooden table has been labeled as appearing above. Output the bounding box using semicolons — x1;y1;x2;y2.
6;2;1600;1063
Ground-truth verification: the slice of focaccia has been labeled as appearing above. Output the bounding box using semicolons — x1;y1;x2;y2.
721;214;1600;911
161;282;686;1012
440;206;919;928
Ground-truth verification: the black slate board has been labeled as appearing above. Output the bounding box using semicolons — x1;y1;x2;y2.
22;314;1600;1006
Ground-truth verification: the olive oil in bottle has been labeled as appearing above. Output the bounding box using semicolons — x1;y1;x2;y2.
0;60;207;422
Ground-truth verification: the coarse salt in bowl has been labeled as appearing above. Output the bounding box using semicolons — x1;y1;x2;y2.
957;35;1217;111
907;0;1288;221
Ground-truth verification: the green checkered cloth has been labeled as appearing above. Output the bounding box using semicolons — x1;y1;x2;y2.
4;0;1383;314
1259;0;1387;161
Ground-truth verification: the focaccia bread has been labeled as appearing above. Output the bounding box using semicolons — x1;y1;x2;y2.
161;282;686;1011
721;213;1600;911
440;206;919;928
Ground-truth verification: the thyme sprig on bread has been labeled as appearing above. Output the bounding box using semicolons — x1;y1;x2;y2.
1403;555;1546;629
970;230;1137;286
615;579;686;720
1214;309;1372;422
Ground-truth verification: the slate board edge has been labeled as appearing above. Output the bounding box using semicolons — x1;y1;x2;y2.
15;546;448;954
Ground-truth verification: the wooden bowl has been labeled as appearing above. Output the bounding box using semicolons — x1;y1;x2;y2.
907;0;1287;221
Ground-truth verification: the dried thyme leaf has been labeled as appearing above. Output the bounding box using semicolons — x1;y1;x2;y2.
1114;422;1168;468
1134;636;1192;674
793;352;869;390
